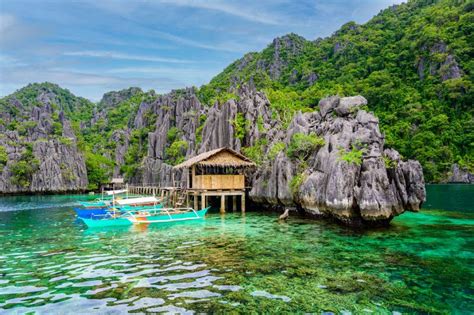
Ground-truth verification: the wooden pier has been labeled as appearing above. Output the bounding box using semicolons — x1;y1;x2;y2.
127;185;246;213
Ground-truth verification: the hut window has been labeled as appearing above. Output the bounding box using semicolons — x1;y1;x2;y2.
195;165;241;175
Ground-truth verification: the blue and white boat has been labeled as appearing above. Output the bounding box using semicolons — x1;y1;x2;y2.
79;207;210;228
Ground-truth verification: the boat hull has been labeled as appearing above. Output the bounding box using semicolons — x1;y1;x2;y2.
74;208;108;218
80;217;132;228
129;207;209;224
79;201;108;208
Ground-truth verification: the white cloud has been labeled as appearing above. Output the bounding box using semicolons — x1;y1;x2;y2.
157;0;281;25
0;14;41;48
63;50;194;63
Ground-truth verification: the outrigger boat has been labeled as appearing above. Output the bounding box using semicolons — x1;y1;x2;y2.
79;206;210;228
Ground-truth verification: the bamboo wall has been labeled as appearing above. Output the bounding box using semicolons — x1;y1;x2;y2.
192;174;244;190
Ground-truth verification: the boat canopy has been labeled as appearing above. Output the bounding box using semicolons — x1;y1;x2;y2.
105;189;128;196
115;196;158;205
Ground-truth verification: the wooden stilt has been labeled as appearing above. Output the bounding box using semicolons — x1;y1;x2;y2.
241;193;246;213
220;195;226;213
201;194;206;210
232;196;237;212
194;192;198;210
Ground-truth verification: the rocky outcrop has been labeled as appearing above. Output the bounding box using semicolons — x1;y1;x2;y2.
247;94;425;226
417;42;463;81
111;130;130;178
447;164;473;183
99;87;142;109
131;88;202;185
250;33;306;81
0;90;88;193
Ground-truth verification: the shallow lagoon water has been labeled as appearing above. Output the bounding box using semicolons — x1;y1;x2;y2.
0;187;472;314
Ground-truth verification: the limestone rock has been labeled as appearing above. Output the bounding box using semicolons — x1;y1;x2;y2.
335;96;367;116
447;164;473;183
0;93;88;193
248;94;425;226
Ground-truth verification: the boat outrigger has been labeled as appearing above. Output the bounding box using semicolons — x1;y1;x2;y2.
128;207;210;224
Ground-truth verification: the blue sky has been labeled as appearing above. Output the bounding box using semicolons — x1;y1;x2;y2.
0;0;404;101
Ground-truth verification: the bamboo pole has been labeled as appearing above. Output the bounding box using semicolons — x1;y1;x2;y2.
220;195;226;213
201;194;206;210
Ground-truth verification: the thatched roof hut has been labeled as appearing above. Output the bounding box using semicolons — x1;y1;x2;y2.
173;147;255;169
173;147;255;191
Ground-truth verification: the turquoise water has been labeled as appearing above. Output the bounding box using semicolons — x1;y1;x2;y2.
0;186;472;314
425;184;473;211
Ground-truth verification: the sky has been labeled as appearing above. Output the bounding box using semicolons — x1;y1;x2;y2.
0;0;404;102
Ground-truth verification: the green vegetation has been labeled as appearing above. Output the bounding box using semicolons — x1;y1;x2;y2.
0;145;7;171
257;116;266;133
268;141;286;160
289;173;306;196
241;139;268;166
231;113;248;142
0;83;158;188
0;82;95;119
80;91;156;182
287;133;325;160
10;145;40;188
52;122;63;136
85;151;114;190
121;128;149;180
1;0;472;185
383;155;398;169
165;140;188;165
195;114;207;146
198;0;473;182
338;143;366;166
167;127;180;142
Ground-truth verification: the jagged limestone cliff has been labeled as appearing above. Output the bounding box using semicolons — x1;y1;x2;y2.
0;84;88;193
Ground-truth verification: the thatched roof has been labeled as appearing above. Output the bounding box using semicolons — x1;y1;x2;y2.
173;147;256;169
